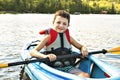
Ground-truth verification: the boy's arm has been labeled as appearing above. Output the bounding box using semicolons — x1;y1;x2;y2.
70;36;88;57
30;35;50;58
30;35;56;61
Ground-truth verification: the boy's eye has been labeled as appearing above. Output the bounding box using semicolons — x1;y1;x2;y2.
56;21;67;26
63;23;67;25
57;21;61;24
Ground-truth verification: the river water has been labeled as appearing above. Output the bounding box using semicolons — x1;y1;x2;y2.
0;14;120;80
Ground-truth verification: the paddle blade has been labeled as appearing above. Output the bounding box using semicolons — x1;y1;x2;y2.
107;46;120;54
0;63;8;68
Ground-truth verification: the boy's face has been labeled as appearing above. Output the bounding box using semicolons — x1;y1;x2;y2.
53;16;69;33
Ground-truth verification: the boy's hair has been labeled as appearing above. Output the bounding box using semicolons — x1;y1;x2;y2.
53;10;70;23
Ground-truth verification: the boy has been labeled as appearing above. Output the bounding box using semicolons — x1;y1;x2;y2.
30;10;89;78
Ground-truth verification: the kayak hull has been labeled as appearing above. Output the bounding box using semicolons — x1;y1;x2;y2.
20;40;120;80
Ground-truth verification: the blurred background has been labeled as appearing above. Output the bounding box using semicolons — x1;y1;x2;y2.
0;0;120;14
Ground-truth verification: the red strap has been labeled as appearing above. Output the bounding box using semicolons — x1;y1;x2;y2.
47;28;58;46
39;29;47;34
65;29;71;43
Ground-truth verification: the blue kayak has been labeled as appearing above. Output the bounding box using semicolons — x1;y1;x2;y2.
20;40;120;80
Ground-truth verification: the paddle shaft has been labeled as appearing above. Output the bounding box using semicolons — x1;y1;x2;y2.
0;58;49;68
57;49;106;59
0;49;108;68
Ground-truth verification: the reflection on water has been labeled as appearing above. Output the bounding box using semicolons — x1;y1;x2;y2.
0;14;120;79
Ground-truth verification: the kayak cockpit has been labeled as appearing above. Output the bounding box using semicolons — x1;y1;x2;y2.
20;40;120;80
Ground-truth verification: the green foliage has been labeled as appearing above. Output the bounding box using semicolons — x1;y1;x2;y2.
0;0;120;14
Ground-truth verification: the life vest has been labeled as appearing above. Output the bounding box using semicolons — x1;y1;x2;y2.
39;28;70;46
39;28;76;67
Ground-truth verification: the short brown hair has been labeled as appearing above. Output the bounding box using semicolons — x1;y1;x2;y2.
53;10;70;23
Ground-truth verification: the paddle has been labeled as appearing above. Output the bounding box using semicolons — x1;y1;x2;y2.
107;46;120;54
0;46;120;68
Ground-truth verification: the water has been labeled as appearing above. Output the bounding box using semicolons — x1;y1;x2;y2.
0;14;120;80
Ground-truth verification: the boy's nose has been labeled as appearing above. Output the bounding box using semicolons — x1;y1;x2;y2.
59;24;63;27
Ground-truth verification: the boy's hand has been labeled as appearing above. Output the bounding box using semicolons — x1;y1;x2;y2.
46;54;57;61
81;46;88;57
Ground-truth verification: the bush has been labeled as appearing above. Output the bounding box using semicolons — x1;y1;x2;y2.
0;0;120;14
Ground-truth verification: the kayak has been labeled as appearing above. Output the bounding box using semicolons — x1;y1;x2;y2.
20;40;120;80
